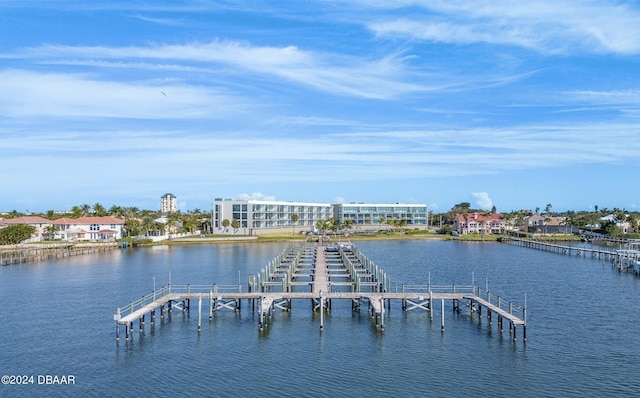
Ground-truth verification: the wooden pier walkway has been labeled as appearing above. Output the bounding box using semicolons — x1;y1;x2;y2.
115;242;527;343
499;237;640;274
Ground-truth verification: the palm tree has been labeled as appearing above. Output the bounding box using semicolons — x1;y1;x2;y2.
291;214;299;237
544;217;551;235
141;216;155;237
109;205;125;218
81;204;91;217
231;219;240;234
124;218;142;237
222;219;230;232
182;215;200;234
44;225;57;241
93;203;107;217
70;206;83;218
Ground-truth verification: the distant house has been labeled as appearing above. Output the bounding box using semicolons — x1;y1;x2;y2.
523;215;578;234
52;216;125;241
0;216;53;240
453;212;506;235
600;214;631;233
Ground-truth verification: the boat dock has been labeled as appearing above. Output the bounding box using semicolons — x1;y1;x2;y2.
114;241;526;342
499;237;640;273
1;242;119;266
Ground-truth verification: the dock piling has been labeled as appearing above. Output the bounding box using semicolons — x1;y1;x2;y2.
197;298;202;334
441;299;445;332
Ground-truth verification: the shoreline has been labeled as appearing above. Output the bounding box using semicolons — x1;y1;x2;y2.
160;233;580;246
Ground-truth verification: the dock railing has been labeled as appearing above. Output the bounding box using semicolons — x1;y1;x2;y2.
473;286;526;322
399;284;474;295
115;283;243;319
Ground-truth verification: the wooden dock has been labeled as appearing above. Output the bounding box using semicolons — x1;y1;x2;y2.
115;241;527;342
1;242;119;266
499;237;640;274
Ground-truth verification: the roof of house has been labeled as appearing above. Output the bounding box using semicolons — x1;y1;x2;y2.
454;212;504;223
0;216;52;226
52;216;124;225
525;215;564;225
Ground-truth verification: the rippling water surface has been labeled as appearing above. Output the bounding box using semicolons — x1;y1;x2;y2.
2;240;640;397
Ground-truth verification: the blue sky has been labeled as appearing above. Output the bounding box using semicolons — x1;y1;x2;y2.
1;1;639;214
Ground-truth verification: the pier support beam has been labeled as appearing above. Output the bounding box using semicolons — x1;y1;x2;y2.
319;291;324;332
441;299;445;332
197;298;202;334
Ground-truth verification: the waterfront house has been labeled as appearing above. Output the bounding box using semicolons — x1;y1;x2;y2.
52;216;125;241
0;216;53;241
523;215;578;234
453;212;506;235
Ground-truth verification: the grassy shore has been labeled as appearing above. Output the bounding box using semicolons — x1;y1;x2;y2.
122;231;585;246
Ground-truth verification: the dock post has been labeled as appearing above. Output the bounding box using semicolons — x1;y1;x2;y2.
209;291;213;321
258;297;264;331
114;308;121;342
320;290;324;332
125;324;129;341
139;315;144;333
429;290;434;321
380;298;385;331
440;299;445;332
523;293;527;342
197;297;202;334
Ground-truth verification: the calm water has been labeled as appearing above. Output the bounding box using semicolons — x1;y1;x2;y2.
2;240;640;397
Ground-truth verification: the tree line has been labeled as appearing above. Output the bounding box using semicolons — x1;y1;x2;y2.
1;204;211;239
434;202;640;237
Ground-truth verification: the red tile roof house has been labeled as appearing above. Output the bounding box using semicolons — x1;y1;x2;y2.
52;217;125;241
453;212;506;235
0;216;53;241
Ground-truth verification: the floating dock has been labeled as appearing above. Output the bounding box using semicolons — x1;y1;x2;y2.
114;241;526;342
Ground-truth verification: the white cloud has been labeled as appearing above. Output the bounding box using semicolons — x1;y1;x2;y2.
2;41;436;100
472;192;493;210
235;192;277;201
0;69;248;119
365;1;640;54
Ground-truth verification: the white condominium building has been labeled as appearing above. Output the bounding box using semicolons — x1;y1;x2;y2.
212;198;429;234
334;203;428;225
212;199;333;232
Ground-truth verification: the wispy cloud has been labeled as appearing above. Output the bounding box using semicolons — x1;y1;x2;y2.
362;1;640;54
0;69;248;119
2;41;436;99
3;122;638;185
